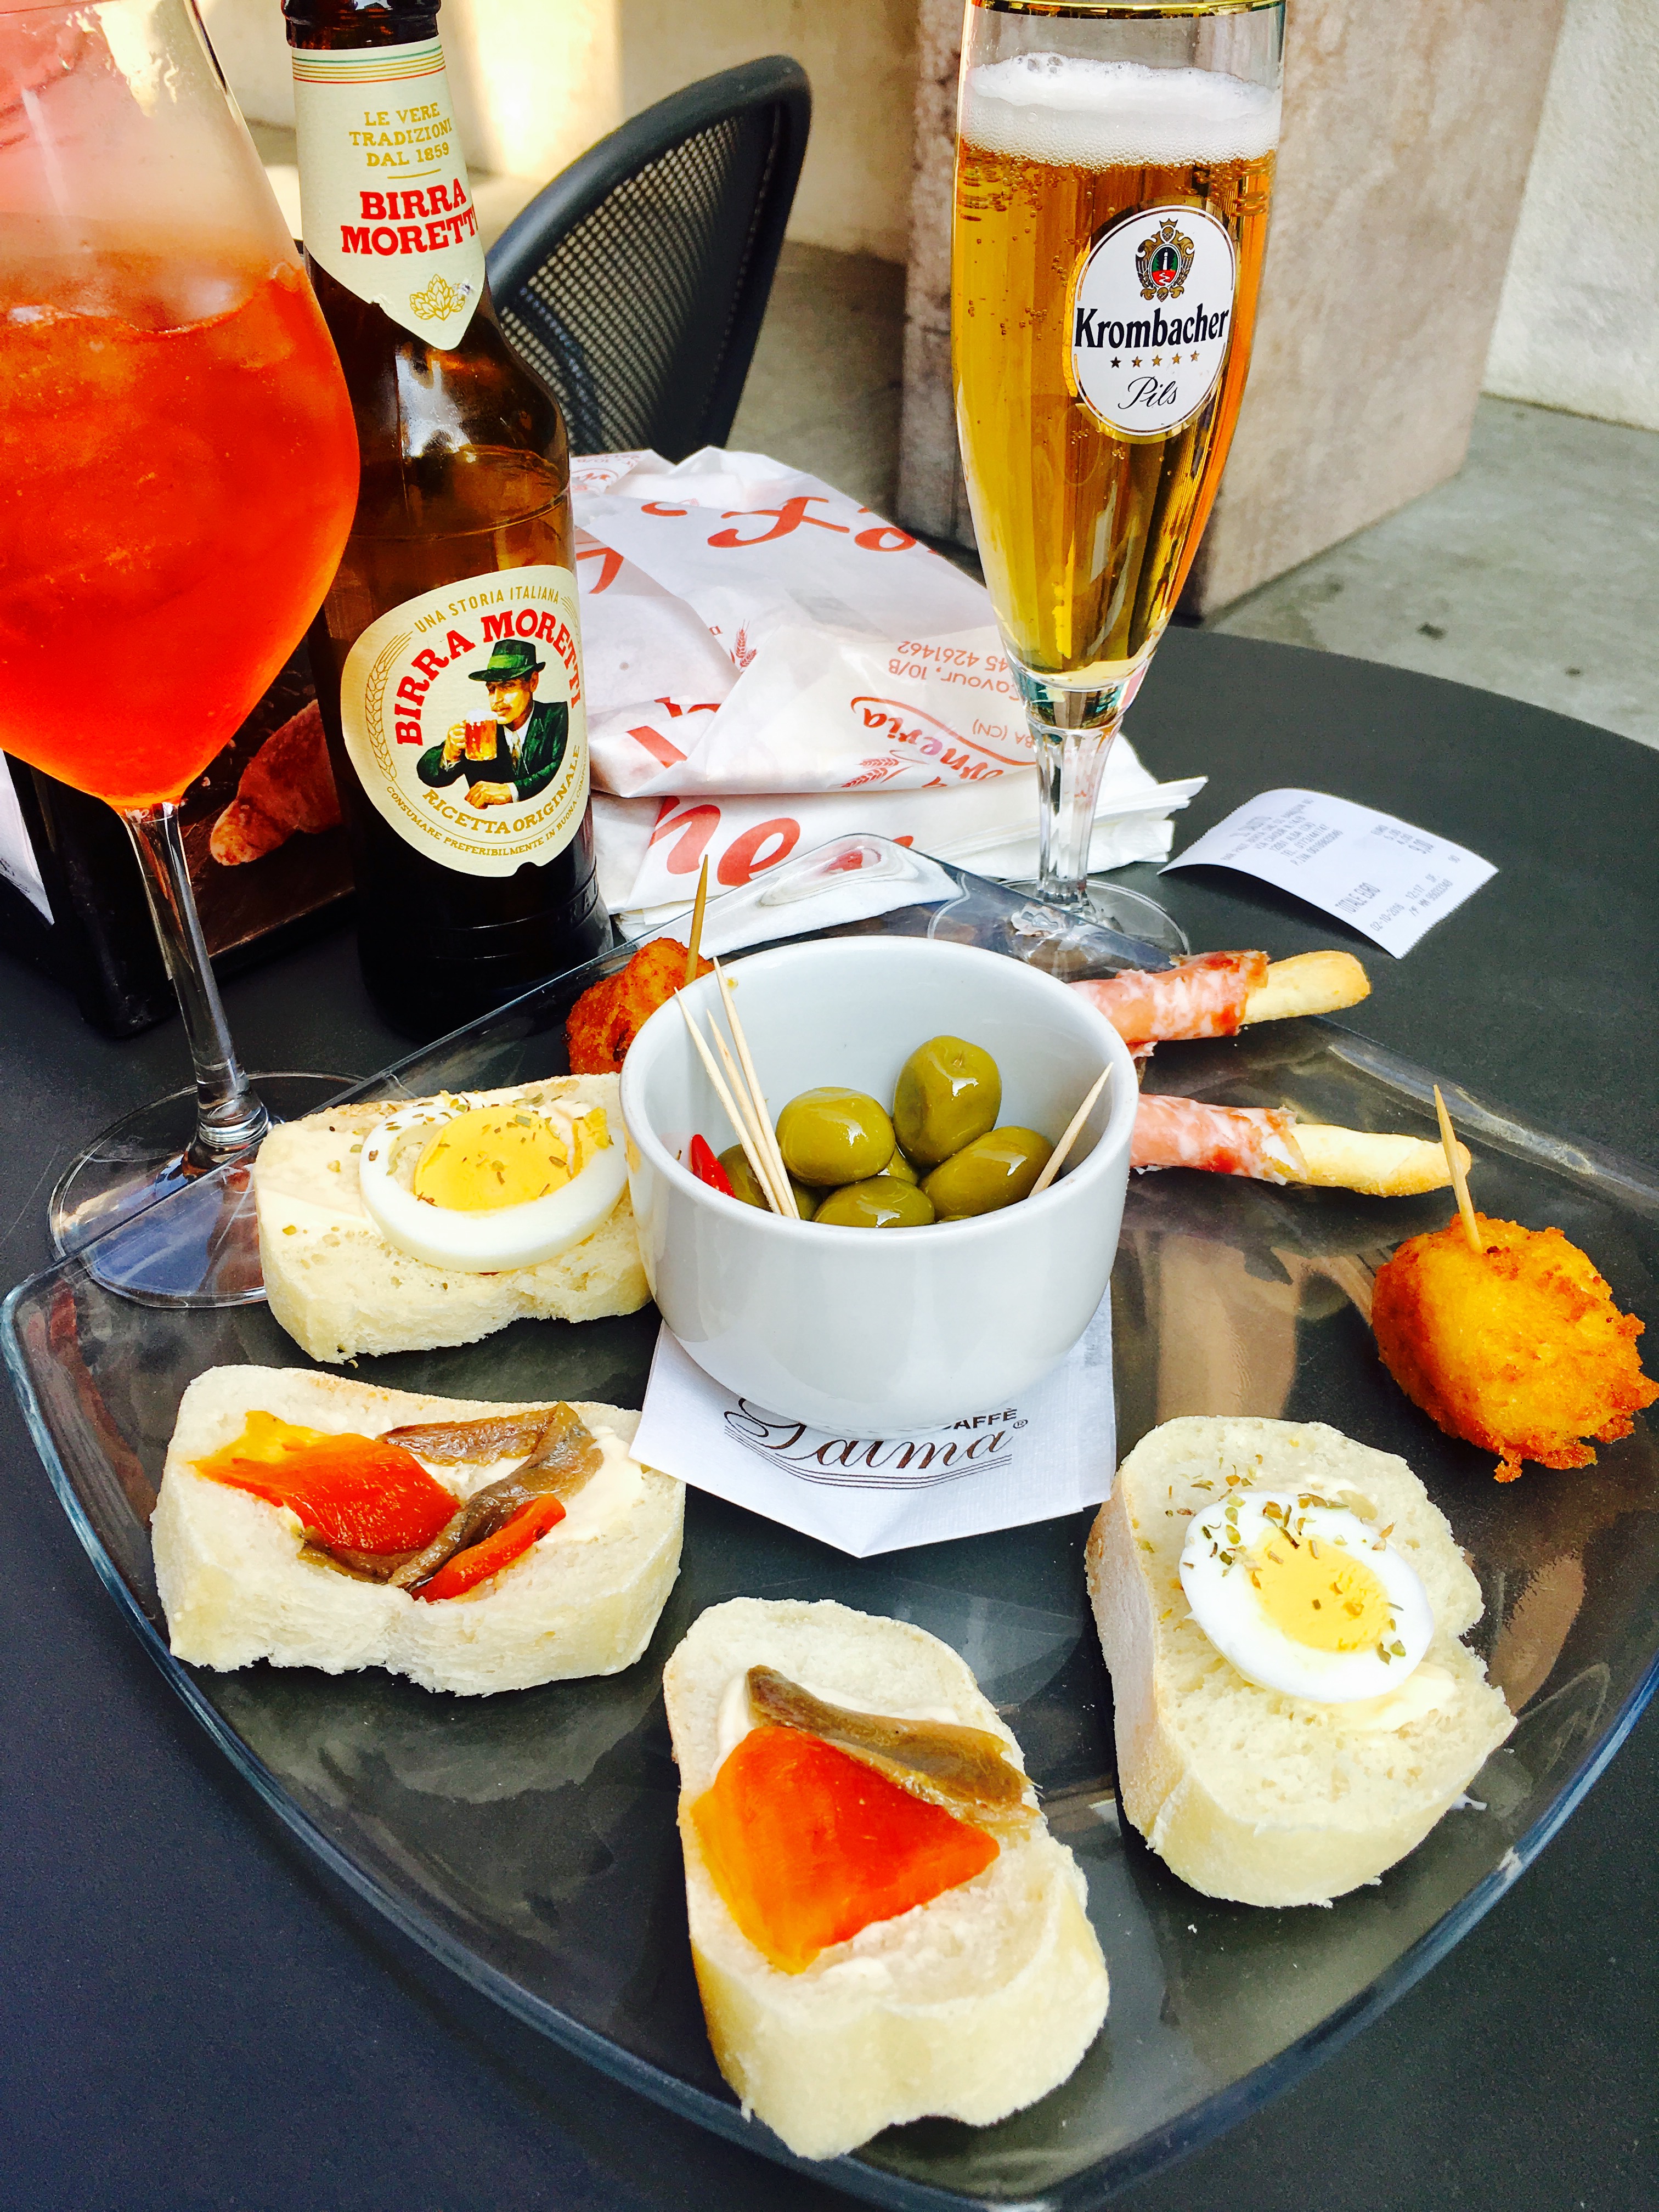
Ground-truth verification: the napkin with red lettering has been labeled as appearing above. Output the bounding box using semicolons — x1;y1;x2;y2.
570;448;1201;926
629;1294;1115;1557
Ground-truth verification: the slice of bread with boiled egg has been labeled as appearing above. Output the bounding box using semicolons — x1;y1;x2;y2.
254;1077;648;1362
151;1366;681;1695
1087;1417;1513;1908
662;1597;1109;2163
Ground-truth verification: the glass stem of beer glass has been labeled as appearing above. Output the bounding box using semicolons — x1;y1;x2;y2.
1032;719;1119;910
123;806;270;1169
1015;661;1130;910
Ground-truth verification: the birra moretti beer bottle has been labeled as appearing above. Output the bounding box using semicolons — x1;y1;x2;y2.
285;0;608;1036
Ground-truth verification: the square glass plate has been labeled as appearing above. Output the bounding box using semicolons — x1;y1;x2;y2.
7;848;1658;2210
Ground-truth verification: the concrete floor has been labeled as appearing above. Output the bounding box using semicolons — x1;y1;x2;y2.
1210;397;1659;752
729;244;907;517
728;246;1659;752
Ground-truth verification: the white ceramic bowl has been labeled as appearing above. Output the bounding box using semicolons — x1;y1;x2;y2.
619;936;1138;1431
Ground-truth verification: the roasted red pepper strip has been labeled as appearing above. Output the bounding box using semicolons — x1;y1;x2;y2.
687;1132;736;1196
413;1492;567;1602
198;1414;456;1553
689;1725;998;1973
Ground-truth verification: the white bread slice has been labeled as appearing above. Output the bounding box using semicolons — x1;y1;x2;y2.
662;1598;1108;2162
253;1077;648;1362
151;1367;681;1695
1086;1417;1513;1907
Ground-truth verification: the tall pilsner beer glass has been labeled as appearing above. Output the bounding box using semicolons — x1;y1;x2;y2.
953;1;1282;936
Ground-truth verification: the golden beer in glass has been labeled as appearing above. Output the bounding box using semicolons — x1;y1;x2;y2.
953;2;1283;928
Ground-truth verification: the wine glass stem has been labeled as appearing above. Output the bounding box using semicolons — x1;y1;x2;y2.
1032;713;1121;910
123;804;268;1167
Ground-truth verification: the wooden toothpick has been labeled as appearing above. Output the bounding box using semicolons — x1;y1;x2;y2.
712;956;801;1217
704;1012;792;1216
683;856;710;989
676;993;781;1211
1433;1084;1482;1254
1030;1068;1111;1195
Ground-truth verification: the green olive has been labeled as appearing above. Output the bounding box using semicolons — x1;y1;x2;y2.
776;1087;895;1187
718;1145;817;1218
893;1036;1002;1166
922;1127;1052;1220
883;1148;922;1186
812;1176;936;1229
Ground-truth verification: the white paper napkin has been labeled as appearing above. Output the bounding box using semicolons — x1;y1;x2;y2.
569;447;1203;923
630;1295;1116;1559
591;738;1203;926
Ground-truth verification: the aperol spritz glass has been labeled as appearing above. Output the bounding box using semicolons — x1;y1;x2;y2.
0;0;359;1294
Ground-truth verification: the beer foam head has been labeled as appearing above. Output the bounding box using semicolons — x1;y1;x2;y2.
962;54;1280;168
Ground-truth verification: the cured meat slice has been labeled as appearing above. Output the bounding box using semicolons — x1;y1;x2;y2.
1073;950;1269;1047
1132;1093;1307;1183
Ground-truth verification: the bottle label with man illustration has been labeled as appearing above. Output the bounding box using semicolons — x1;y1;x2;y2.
337;566;590;876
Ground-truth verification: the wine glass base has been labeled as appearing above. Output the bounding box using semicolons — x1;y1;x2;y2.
998;876;1190;966
49;1072;353;1305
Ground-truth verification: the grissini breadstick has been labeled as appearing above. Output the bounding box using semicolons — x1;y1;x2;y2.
1132;1093;1469;1198
1073;948;1369;1046
1242;949;1371;1026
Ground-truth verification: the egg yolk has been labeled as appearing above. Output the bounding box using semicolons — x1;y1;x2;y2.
411;1107;608;1212
1252;1533;1393;1652
689;1725;998;1974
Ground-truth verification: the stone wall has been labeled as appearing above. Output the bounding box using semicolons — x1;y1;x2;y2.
1484;0;1659;433
621;0;919;264
206;0;920;266
200;0;622;182
1180;0;1566;614
894;0;1570;611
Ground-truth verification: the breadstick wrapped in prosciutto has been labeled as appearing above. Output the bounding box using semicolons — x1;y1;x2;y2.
1133;1093;1469;1198
1075;949;1369;1047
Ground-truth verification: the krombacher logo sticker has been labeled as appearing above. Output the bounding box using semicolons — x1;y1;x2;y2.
1135;216;1197;301
1070;203;1236;438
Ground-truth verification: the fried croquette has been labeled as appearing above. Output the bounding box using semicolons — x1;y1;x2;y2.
566;939;713;1075
1372;1214;1657;1482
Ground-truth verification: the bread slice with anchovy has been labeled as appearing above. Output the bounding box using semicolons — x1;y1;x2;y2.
663;1598;1109;2162
151;1367;681;1695
1086;1417;1513;1907
253;1076;648;1363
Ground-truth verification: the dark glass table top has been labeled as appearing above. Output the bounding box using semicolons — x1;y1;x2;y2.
2;631;1654;2212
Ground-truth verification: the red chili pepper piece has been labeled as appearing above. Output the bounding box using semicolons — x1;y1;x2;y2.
414;1492;567;1602
687;1132;736;1195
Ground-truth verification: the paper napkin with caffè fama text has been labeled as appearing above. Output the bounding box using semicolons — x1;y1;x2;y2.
630;1295;1115;1558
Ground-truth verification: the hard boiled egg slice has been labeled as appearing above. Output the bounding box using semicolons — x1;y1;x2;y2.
358;1096;626;1273
1178;1488;1434;1702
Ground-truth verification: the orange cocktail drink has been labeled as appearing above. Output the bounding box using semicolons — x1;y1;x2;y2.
0;0;363;1283
0;242;359;809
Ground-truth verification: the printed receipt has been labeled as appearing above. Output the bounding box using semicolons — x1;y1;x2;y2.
1163;788;1496;956
630;1294;1115;1559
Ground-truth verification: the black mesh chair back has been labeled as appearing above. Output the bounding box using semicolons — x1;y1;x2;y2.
486;58;811;462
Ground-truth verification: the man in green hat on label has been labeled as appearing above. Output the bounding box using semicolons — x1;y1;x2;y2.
417;635;570;809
